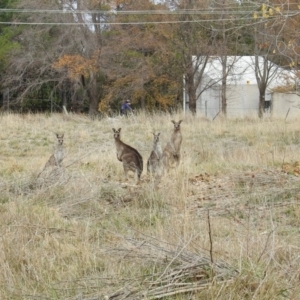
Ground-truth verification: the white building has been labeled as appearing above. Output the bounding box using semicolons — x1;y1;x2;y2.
184;56;299;119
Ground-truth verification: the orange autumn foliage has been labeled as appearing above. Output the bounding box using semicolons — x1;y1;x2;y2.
52;50;100;80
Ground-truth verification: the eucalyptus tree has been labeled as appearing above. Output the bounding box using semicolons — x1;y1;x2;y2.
246;1;293;118
270;1;300;95
1;0;110;115
99;0;177;112
162;0;214;114
0;0;21;109
206;0;300;118
164;0;255;115
203;0;256;116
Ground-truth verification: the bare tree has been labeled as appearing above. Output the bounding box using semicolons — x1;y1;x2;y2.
166;0;216;114
250;1;286;117
170;0;254;115
2;0;109;116
271;1;300;95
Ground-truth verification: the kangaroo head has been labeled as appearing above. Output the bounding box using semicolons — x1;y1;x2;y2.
56;133;64;145
171;120;182;131
152;132;160;143
112;128;122;139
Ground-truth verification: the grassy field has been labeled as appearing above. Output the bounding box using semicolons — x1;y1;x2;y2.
1;112;300;299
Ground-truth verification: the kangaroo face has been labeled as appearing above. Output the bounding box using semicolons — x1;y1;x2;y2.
153;132;160;143
56;134;64;145
112;128;121;139
171;120;182;131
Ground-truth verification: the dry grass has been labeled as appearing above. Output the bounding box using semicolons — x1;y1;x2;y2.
1;111;300;299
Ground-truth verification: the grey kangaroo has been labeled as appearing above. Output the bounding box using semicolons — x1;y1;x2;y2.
147;132;163;177
162;120;183;172
112;128;143;183
44;133;64;169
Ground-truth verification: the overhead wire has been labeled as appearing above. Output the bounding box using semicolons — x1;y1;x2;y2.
0;7;260;15
0;1;300;15
0;15;273;26
0;6;299;15
0;6;298;26
0;20;262;26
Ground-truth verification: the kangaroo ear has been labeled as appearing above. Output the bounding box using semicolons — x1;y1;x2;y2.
118;128;122;132
171;120;175;124
112;128;115;132
178;120;183;124
158;133;161;136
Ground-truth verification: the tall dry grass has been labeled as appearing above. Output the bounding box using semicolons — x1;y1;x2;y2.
1;111;300;299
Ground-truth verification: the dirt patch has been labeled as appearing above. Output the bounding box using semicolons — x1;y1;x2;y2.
187;168;300;217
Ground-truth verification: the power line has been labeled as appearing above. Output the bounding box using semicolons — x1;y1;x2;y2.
0;18;272;26
0;7;298;26
0;7;260;14
1;7;299;15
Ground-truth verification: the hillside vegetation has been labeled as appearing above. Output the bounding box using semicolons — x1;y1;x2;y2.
1;112;300;299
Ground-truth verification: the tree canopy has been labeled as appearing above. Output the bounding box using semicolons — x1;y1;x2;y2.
0;0;299;117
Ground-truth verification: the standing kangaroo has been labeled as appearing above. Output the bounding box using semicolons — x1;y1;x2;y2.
112;128;143;183
44;133;64;169
162;120;183;172
147;132;163;177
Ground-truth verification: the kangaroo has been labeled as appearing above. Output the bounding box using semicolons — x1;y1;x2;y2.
44;133;64;169
162;120;183;172
112;128;143;183
147;132;163;177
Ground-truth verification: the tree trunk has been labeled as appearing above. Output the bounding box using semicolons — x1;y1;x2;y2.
221;78;227;116
87;87;99;118
187;78;197;114
81;72;99;118
186;63;197;114
258;89;265;119
63;84;67;112
221;54;227;116
220;56;228;116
